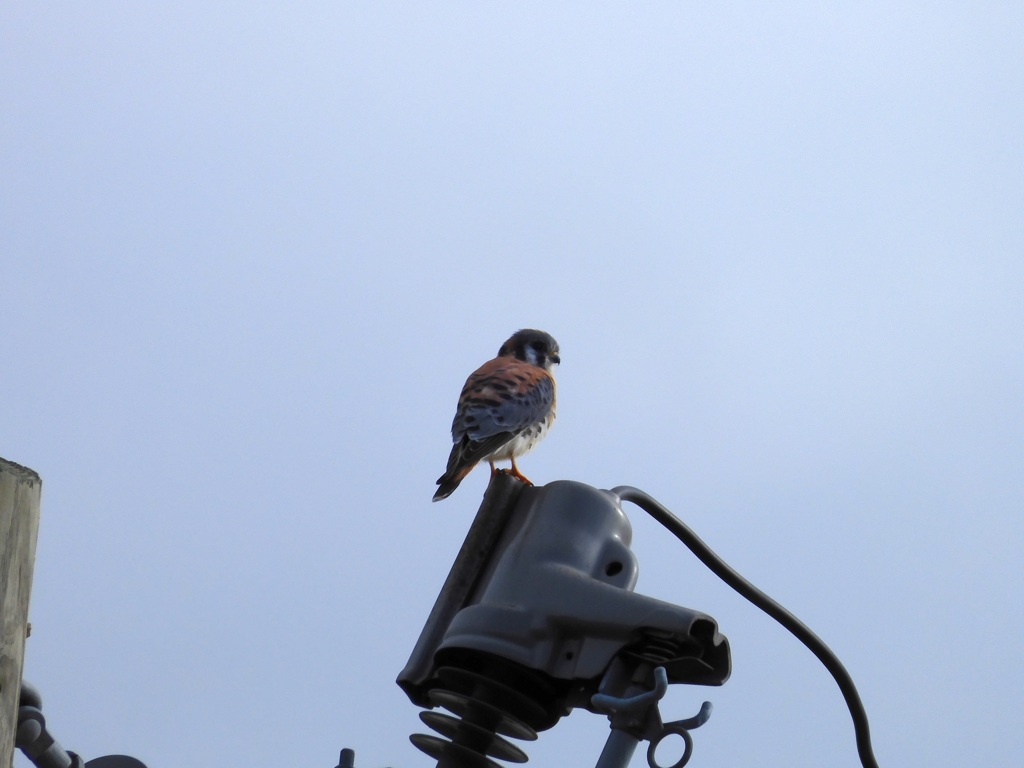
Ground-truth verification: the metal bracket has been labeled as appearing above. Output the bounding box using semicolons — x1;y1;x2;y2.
591;666;712;768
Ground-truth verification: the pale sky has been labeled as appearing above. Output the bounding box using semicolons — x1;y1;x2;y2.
3;4;1022;767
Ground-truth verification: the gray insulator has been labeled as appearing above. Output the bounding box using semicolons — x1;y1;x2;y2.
437;480;729;686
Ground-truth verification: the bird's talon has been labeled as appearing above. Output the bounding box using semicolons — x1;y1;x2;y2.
503;468;533;485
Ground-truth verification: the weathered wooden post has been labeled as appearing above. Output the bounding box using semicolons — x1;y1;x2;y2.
0;458;41;768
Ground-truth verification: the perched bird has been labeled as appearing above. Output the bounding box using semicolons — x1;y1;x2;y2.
433;329;560;502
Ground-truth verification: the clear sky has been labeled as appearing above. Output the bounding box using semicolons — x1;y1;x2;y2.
3;3;1022;767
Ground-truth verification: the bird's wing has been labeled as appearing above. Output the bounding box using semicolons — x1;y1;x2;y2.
451;357;555;443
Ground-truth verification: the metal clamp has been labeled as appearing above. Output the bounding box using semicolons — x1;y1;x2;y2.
591;667;712;768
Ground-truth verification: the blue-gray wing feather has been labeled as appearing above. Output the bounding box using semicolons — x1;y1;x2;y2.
452;375;554;442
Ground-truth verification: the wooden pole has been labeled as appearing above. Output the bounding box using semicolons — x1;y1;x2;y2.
0;458;41;768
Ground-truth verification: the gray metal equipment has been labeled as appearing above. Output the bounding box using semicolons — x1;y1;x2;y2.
16;681;148;768
398;475;731;768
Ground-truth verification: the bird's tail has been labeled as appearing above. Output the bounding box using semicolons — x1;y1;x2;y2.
432;464;475;502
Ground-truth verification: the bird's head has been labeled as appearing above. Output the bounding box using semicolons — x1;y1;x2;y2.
499;329;561;371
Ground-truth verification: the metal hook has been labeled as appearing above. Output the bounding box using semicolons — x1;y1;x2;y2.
591;666;669;716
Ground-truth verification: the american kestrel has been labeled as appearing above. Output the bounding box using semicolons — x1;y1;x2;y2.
433;329;560;502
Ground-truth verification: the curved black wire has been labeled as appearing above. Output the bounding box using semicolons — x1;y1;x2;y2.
611;486;880;768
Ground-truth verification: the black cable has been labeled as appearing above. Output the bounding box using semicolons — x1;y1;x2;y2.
612;486;880;768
